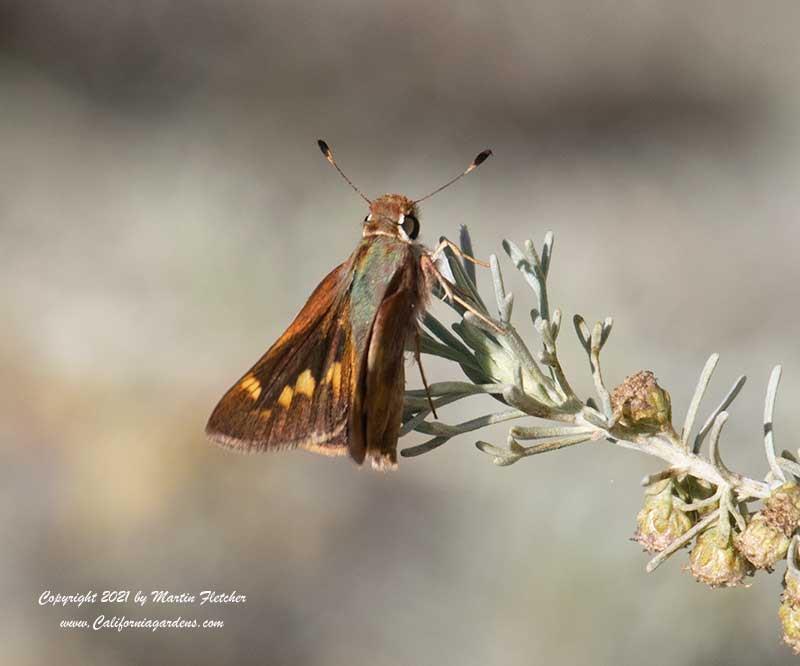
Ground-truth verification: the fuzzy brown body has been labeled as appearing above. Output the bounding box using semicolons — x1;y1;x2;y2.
206;194;433;469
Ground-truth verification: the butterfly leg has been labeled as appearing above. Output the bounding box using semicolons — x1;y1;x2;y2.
429;238;490;268
414;326;438;419
420;253;504;334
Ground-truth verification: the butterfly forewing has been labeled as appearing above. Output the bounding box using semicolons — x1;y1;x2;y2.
206;261;356;455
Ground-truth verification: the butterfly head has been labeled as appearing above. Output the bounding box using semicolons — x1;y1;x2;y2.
316;139;491;244
363;194;420;242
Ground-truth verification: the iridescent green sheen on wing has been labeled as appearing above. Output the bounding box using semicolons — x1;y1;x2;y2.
348;235;412;349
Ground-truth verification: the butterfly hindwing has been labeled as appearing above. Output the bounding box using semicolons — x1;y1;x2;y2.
361;265;419;469
346;237;422;467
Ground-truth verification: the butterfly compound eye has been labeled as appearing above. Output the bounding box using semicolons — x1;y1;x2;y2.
402;214;419;240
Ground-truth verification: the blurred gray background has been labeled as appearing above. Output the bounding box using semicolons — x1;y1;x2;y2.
2;1;800;664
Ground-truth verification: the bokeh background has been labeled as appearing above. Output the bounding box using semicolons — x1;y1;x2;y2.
3;1;800;664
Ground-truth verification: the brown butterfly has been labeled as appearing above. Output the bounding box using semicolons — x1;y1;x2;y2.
206;141;494;469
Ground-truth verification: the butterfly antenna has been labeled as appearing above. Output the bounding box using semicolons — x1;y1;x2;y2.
414;149;493;204
317;140;371;204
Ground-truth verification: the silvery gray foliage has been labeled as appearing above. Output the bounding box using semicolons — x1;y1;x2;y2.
401;227;800;652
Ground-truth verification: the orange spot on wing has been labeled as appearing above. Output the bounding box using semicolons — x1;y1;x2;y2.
277;385;294;408
324;362;342;397
295;369;316;398
239;374;262;401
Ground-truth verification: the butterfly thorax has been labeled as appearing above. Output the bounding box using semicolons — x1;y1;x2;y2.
363;194;420;242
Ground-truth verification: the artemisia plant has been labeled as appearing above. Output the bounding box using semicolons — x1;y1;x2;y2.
403;227;800;654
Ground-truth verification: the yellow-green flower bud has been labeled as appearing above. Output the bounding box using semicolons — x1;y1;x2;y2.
763;483;800;536
735;484;800;570
635;478;693;552
610;371;672;434
734;512;790;570
689;525;750;588
781;571;800;654
779;602;800;655
785;569;800;607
